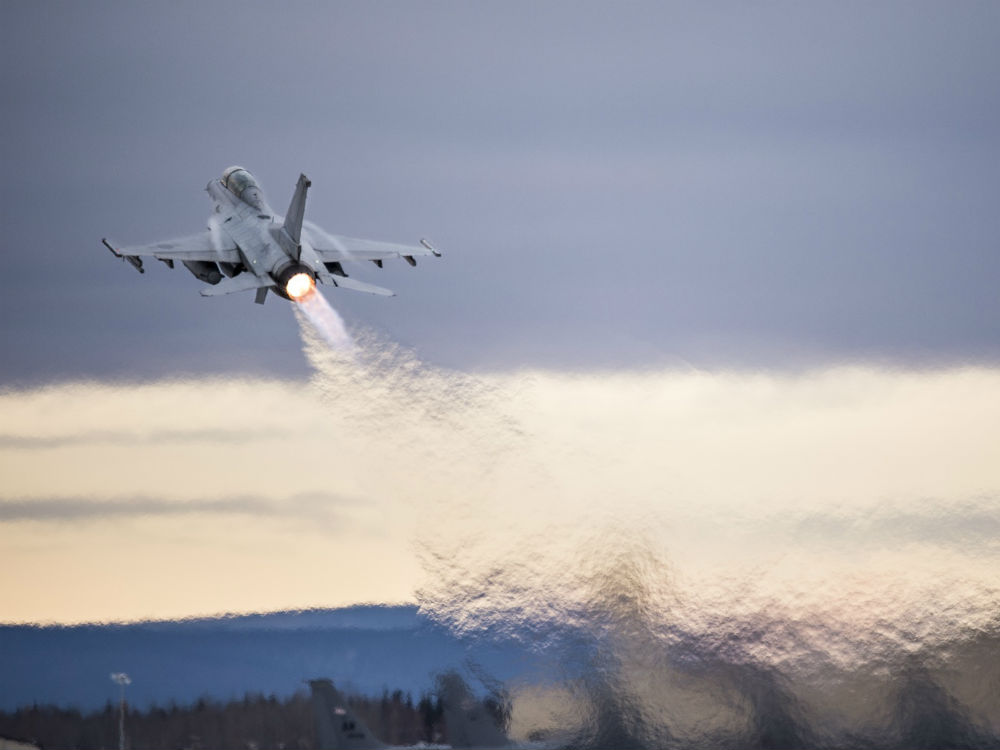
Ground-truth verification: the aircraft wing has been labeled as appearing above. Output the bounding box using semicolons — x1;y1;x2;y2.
311;235;439;263
303;221;441;265
107;232;240;264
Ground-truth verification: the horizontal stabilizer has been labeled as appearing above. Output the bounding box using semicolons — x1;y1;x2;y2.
200;274;272;297
318;272;395;297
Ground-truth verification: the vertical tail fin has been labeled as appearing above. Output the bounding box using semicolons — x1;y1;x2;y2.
309;679;388;750
282;173;312;259
437;671;511;749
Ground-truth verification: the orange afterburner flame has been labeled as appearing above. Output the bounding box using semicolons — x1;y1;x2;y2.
286;272;315;301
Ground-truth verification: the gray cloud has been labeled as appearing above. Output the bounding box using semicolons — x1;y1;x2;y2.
0;427;290;450
0;492;354;524
789;501;1000;552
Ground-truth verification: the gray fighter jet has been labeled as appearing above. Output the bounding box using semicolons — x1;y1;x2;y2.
310;678;519;750
103;166;441;304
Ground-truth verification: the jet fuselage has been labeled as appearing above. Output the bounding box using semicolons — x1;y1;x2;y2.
207;168;318;301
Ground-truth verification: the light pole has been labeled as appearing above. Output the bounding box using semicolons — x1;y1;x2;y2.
110;672;131;750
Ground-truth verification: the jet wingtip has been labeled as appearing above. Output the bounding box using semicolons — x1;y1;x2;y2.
420;238;443;257
101;238;121;257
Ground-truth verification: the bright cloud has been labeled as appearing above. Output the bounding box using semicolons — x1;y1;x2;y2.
2;339;999;628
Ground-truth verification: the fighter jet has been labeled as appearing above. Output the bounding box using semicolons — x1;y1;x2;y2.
103;166;441;304
310;678;521;750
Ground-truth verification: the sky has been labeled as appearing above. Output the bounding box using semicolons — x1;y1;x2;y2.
2;1;999;381
1;0;999;645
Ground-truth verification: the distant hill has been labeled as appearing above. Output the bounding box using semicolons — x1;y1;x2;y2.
0;606;530;710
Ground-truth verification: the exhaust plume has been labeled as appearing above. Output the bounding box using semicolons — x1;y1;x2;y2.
3;311;999;746
289;326;1000;748
292;289;355;355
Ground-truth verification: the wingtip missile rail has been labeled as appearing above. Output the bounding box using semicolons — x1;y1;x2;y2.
102;238;144;273
420;238;442;257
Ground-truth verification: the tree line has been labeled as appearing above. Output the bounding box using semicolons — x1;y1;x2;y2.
0;688;446;749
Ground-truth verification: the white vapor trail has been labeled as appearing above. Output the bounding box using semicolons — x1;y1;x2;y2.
292;290;356;355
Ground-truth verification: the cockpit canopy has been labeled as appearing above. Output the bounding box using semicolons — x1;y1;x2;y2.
220;166;266;211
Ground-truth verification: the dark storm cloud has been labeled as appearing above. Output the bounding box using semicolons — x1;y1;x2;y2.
0;491;353;524
1;2;999;381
